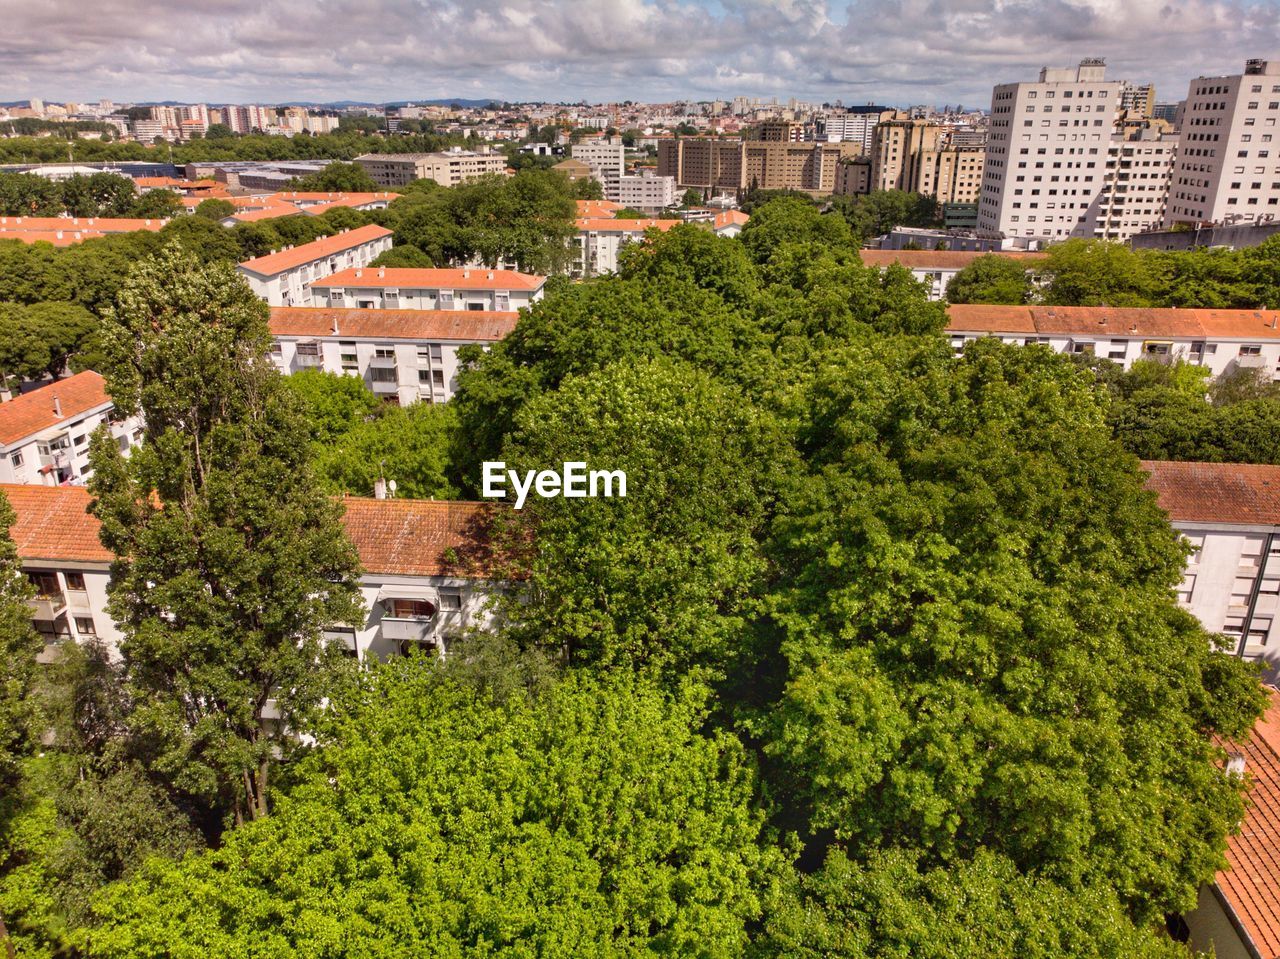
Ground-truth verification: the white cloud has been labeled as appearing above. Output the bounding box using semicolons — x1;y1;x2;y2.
0;0;1274;106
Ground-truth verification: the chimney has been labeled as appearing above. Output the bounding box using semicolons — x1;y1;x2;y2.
487;271;494;280
355;268;363;278
1227;752;1246;777
331;316;340;335
374;477;387;500
52;395;62;417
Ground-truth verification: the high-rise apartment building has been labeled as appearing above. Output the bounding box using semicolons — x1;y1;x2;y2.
657;138;853;194
819;106;893;152
570;141;626;191
978;58;1171;241
869;116;986;204
1121;83;1156;119
1164;59;1280;228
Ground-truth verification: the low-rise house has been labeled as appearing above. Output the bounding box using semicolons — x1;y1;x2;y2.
948;305;1280;380
4;484;500;663
1182;686;1280;959
236;224;394;307
1143;461;1280;670
309;267;546;312
269;306;518;405
573;217;680;277
860;249;1049;301
0;372;142;487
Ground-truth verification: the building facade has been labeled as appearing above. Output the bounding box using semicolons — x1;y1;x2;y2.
0;372;142;487
309;267;546;312
5;484;498;663
978;59;1131;241
354;150;509;187
946;303;1280;379
657;137;853;194
1165;59;1280;228
573;217;680;277
269;306;518;405
611;172;677;210
236;225;394;307
861;250;1048;301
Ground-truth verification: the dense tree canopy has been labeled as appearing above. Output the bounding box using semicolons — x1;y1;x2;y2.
945;253;1035;304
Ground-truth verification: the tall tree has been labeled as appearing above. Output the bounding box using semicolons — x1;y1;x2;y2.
87;244;363;825
944;254;1034;304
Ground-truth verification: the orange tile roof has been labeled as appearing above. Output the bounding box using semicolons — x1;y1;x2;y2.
575;199;622;217
237;224;393;278
947;304;1280;340
860;249;1049;270
339;498;497;577
0;484;498;578
713;210;750;229
0;229;108;247
1141;461;1280;527
270;307;519;342
1;484;110;564
311;267;546;292
0;216;168;233
1215;687;1280;959
0;372;112;447
576;217;680;233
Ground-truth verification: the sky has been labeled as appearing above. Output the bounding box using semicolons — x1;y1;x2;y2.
1;0;1278;109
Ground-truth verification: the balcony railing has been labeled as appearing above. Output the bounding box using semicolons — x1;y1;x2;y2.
380;616;435;643
369;354;397;369
28;595;66;620
294;353;323;368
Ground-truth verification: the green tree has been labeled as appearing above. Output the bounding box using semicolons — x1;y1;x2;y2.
89;664;782;958
758;335;1264;925
87;244;364;825
945;254;1034;304
739;196;855;264
369;244;433;268
1039;239;1159;306
313;401;459;500
203;123;233;140
126;188;181;220
281;369;382;445
192;197;234;221
0;489;38;799
496;359;795;679
0;301;97;386
831;190;940;241
288;160;379;193
681;187;703;207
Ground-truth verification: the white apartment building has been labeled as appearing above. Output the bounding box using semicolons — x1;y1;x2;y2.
978;59;1129;240
1142;461;1280;670
860;250;1048;301
821;109;893;152
1165;59;1280;227
573;218;680;277
309;267;546;312
611;172;678;211
354;150;509;187
4;484;497;663
946;304;1280;379
1083;130;1179;238
236;225;394;307
571;141;626;191
269;307;519;405
0;372;142;488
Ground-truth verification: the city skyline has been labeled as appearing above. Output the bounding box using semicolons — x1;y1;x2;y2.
2;0;1277;108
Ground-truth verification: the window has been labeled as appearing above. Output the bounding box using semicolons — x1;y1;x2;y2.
27;571;59;598
385;599;434;619
64;572;86;591
9;451;21;469
1241;344;1263;356
75;617;96;636
374;347;395;359
432;370;444;388
1177;574;1196;604
369;368;396;383
439;290;454;309
439;590;462;611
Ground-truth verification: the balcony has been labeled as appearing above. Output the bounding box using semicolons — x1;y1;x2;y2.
293;353;323;369
28;594;66;620
369;354;397;369
379;616;436;643
1236;353;1266;369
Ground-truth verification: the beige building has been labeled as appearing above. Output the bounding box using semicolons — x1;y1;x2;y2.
355;149;509;187
657;138;853;194
835;157;872;196
870;116;987;203
1165;59;1280;227
1120;83;1156;120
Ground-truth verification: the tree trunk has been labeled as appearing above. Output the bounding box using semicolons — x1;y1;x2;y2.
0;908;17;959
254;758;269;820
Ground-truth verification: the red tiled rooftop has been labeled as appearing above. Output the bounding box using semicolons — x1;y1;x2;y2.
1216;687;1280;959
270;307;519;342
576;217;680;233
575;199;622;216
1141;461;1280;527
948;304;1280;341
237;224;393;277
0;372;112;447
0;216;168;233
0;484;498;579
860;249;1049;270
310;266;546;292
1;484;110;564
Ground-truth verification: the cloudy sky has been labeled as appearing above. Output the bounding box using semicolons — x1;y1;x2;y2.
1;0;1277;109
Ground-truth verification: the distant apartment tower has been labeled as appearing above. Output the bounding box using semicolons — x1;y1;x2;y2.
612;172;677;210
752;120;806;142
1121;83;1156;119
870;117;986;204
355;150;509;187
978;59;1138;240
570;141;626;195
1152;102;1181;125
1086;127;1179;238
224;105;275;134
820;106;892;152
1164;59;1280;228
658;138;852;194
